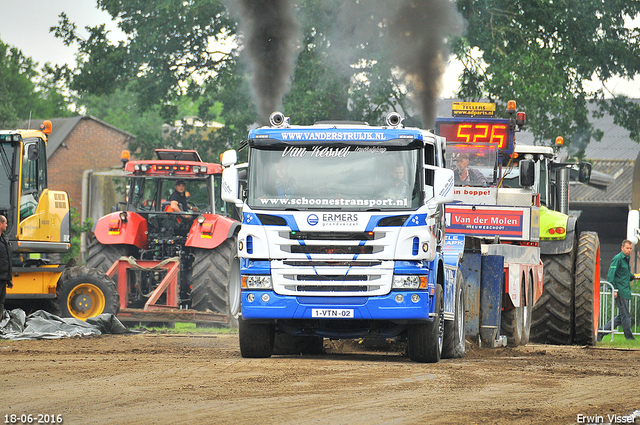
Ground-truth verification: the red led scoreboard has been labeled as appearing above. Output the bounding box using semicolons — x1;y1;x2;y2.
435;118;514;154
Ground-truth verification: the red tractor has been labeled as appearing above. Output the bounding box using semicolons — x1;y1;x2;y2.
86;149;241;326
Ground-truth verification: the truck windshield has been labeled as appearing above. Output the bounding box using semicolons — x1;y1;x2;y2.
247;145;421;210
446;143;497;187
129;177;213;213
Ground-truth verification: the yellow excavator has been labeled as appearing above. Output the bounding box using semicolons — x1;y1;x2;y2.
1;121;118;319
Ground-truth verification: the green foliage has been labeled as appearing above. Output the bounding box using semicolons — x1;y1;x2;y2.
62;205;93;265
0;39;73;125
49;0;640;156
453;0;640;152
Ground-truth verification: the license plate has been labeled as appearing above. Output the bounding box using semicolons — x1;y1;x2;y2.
311;308;354;318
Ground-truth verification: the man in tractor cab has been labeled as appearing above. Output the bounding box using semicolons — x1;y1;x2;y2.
453;153;487;186
169;180;199;214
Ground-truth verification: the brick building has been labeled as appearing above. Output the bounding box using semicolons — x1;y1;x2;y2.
19;115;134;213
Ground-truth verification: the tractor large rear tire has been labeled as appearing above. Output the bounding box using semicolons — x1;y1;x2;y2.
191;236;241;328
86;237;135;283
57;266;120;320
530;241;576;345
574;232;601;346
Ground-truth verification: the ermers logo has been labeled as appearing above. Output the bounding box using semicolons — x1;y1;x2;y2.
307;214;319;226
322;213;358;227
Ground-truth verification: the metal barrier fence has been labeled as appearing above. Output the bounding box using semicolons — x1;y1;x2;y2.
598;280;640;342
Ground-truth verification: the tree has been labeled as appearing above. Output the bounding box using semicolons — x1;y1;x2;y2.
0;39;73;125
453;0;640;153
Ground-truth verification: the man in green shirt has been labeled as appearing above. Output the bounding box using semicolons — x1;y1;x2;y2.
598;239;637;341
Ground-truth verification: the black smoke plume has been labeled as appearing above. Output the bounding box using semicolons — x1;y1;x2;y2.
387;0;463;128
233;0;300;125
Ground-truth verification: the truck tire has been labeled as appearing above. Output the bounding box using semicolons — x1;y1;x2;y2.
574;232;601;346
442;269;465;359
273;333;324;355
530;241;576;345
501;276;524;347
407;284;443;363
86;237;134;284
238;316;274;358
191;236;241;327
522;277;533;345
57;266;120;320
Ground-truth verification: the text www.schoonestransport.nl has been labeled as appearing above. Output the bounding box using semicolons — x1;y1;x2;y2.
259;197;409;207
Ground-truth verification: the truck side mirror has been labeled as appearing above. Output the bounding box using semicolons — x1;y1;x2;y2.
27;144;39;161
627;210;639;245
221;166;242;205
221;149;237;167
432;168;455;204
519;159;535;187
578;162;591;184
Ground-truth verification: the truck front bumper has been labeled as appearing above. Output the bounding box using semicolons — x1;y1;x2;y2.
240;290;435;321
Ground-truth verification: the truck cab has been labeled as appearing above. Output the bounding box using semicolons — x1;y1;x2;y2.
222;112;464;362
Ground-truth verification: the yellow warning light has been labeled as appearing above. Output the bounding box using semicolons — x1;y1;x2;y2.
506;100;517;114
555;136;564;147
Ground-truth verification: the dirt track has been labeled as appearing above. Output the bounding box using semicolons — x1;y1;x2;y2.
1;334;639;425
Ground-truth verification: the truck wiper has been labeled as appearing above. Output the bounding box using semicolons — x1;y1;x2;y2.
0;145;14;181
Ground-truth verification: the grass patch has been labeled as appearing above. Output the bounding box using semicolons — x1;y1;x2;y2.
128;322;238;335
597;326;639;348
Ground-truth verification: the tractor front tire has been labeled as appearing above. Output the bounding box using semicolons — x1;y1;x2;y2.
574;232;601;346
57;266;120;320
191;236;241;327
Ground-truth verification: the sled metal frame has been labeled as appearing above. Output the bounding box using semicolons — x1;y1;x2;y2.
105;258;180;311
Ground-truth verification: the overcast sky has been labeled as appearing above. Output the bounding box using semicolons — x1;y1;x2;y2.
0;0;638;98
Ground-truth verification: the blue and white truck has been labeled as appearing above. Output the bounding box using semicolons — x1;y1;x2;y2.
221;112;506;362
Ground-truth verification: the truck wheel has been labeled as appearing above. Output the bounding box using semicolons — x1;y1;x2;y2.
501;276;524;347
530;243;576;345
442;269;465;359
521;277;533;345
86;237;134;284
57;266;120;320
191;236;241;327
273;333;324;355
574;232;601;346
407;285;443;363
238;316;274;358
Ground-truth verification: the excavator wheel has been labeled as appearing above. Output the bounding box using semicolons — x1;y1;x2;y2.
191;236;241;327
57;266;120;320
573;232;601;346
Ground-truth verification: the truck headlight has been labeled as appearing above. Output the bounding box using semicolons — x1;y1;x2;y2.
242;275;272;289
392;275;427;289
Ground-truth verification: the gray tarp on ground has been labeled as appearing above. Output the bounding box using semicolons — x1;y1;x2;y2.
0;309;139;340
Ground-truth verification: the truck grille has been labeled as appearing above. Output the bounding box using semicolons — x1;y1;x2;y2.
289;245;377;255
296;285;368;292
